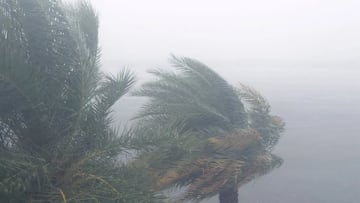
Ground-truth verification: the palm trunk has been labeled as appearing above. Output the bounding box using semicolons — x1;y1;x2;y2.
219;188;238;203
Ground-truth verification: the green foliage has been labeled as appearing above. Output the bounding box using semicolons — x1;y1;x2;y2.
237;84;285;150
133;56;285;202
133;55;247;133
0;0;160;202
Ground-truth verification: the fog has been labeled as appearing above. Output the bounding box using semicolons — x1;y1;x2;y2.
89;0;360;202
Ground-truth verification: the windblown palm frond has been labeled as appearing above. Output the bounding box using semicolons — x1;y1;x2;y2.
133;56;285;203
133;55;247;133
238;83;285;150
140;129;282;202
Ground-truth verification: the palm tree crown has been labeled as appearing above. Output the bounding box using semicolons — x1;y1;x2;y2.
133;56;285;203
0;0;158;202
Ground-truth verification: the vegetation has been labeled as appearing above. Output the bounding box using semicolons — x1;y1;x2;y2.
0;0;285;203
0;0;159;202
133;56;285;203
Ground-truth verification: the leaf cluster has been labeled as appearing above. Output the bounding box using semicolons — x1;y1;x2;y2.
0;0;159;202
133;56;285;202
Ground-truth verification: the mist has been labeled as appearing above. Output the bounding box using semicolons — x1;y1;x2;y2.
71;0;360;202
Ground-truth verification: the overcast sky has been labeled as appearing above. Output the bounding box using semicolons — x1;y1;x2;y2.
86;0;360;75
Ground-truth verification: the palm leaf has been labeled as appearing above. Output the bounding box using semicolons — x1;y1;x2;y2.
238;83;285;150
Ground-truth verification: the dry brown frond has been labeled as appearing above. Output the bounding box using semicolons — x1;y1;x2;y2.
207;128;261;153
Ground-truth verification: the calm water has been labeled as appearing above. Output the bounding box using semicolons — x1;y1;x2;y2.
113;65;360;203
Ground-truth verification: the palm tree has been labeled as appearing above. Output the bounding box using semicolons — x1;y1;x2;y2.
0;0;159;202
133;56;285;203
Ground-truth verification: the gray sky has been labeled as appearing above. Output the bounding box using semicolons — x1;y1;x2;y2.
88;0;360;75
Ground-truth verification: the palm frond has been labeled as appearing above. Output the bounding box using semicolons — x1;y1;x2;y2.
238;83;285;150
207;128;262;154
94;69;136;115
134;55;247;134
235;153;283;188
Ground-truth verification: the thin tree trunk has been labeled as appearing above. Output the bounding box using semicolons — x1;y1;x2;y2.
219;188;238;203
